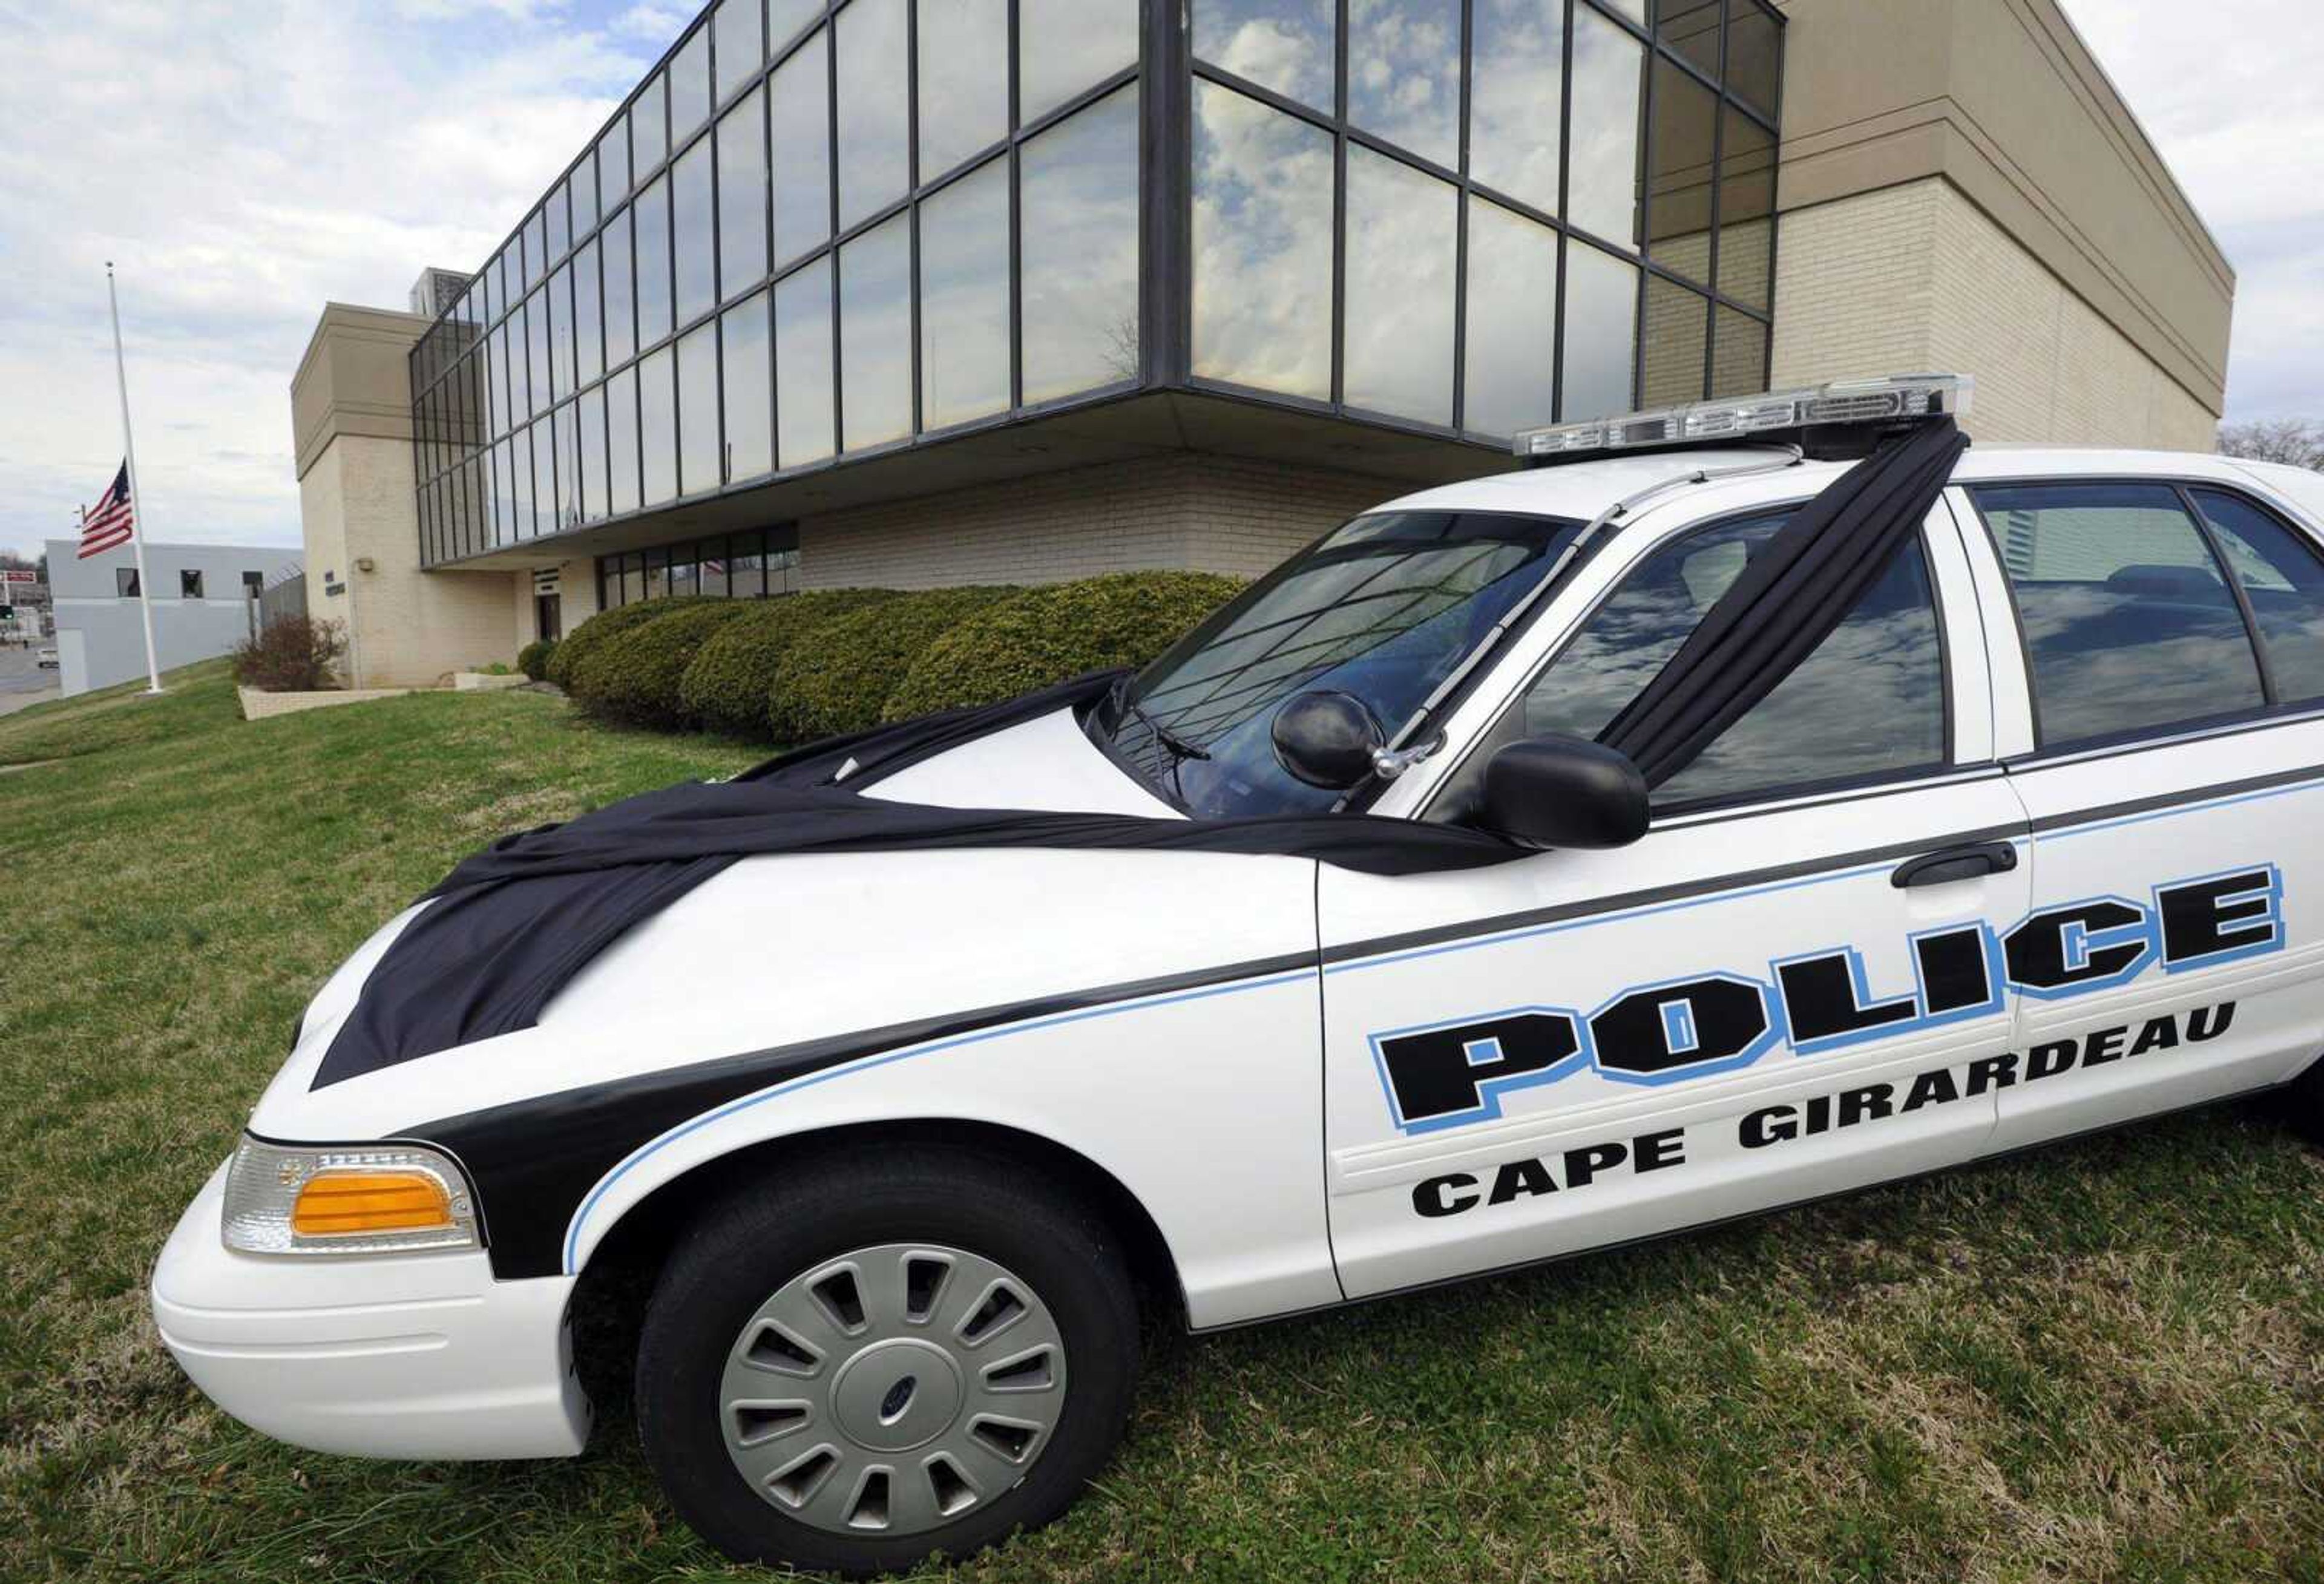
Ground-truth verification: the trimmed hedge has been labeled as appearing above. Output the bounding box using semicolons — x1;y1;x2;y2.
542;596;720;689
677;589;903;741
517;638;557;682
566;603;758;725
883;571;1247;722
769;585;1022;743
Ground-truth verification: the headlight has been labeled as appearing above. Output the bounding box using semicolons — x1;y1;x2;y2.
221;1136;481;1256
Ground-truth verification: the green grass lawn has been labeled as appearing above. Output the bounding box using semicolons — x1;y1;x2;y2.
2;664;2320;1582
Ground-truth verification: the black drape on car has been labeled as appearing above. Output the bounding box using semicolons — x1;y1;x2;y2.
1596;417;1971;787
311;672;1530;1088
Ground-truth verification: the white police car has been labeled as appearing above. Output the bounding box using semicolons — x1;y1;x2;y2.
154;376;2324;1576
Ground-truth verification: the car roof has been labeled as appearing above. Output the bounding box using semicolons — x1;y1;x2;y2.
1369;442;2268;522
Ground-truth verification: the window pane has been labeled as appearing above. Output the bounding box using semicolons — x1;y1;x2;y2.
637;175;673;345
1568;6;1644;246
640;346;678;505
674;139;717;324
634;72;669;172
549;264;574;402
769;0;821;53
672;28;712;144
715;0;764;102
508;425;535;538
723;289;774;481
527;289;551;416
776;256;836;466
772;31;832;264
487;323;509;436
1463;197;1557;438
1021;85;1141;402
718;88;769;298
1344;145;1455;423
622;551;645;605
1975;483;2266;746
1192;80;1331;399
701;541;731;598
524;209;547;286
604;207;637;366
489;438;511;546
597;114;631;207
554;401;582;531
919;155;1011;429
1560;242;1636;419
918;0;1008;179
1655;0;1721;79
841;212;913;451
2191;490;2324;704
645;549;671;600
670;549;701;599
1471;0;1565;215
1348;0;1459;169
607;367;641;515
1710;304;1765;398
546;179;571;264
1193;0;1333;112
1726;0;1779;117
1602;0;1646;21
1718;107;1774;312
678;321;721;496
1525;516;1946;803
1019;0;1137;124
579;385;608;523
1640;275;1705;407
576;238;605;384
837;0;908;230
572;149;599;234
1647;52;1715;286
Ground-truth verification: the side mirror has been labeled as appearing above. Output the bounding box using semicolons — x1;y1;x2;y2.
1479;735;1649;849
1272;691;1385;790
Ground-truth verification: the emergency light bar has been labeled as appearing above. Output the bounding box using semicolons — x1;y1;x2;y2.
1514;374;1974;465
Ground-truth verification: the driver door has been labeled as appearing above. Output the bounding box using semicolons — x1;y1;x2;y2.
1318;502;2033;1299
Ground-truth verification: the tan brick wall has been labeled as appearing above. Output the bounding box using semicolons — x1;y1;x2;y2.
1772;178;2217;451
796;454;1400;590
512;557;602;647
299;431;517;687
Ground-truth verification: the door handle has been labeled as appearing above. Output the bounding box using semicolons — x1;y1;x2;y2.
1891;841;2019;889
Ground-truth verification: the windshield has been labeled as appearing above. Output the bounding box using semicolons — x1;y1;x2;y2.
1100;510;1586;817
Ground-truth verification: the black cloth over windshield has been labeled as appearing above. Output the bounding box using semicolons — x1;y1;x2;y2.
312;673;1523;1088
1597;419;1971;787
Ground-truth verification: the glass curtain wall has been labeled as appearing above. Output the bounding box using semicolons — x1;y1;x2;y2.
412;0;1143;567
1187;0;1780;439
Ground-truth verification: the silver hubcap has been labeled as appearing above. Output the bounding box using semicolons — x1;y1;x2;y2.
718;1243;1069;1537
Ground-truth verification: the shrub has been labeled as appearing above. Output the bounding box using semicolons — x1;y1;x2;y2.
565;603;759;725
883;571;1247;722
769;585;1022;742
231;616;347;693
517;638;557;682
543;596;719;689
676;589;904;741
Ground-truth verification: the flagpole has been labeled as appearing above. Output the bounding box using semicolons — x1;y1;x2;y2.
106;262;164;694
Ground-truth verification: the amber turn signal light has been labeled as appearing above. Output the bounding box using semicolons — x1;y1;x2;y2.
289;1169;455;1238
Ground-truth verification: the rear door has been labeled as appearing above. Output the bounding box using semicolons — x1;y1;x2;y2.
1957;477;2324;1150
1319;500;2033;1301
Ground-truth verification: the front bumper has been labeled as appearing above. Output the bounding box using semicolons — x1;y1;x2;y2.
151;1162;591;1459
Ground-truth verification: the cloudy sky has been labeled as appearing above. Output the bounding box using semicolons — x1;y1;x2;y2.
0;0;2314;563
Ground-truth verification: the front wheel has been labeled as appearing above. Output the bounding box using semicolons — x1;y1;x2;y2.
634;1147;1141;1576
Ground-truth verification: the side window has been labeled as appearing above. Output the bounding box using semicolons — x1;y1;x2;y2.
2187;488;2324;706
1972;483;2264;747
1519;512;1948;806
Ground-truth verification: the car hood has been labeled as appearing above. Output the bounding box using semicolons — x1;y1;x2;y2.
246;715;1295;1145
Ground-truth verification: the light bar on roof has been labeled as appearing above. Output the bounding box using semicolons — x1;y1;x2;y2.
1513;374;1975;461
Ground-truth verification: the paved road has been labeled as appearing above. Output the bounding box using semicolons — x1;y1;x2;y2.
0;644;60;715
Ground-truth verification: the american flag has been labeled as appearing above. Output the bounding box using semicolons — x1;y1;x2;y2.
79;462;135;559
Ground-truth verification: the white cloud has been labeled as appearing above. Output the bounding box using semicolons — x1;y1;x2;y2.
2066;0;2323;422
0;0;669;561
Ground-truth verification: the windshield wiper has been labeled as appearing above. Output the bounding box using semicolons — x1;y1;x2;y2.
1111;676;1212;762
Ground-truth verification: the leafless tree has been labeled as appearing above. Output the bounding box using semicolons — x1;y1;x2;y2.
2217;418;2324;472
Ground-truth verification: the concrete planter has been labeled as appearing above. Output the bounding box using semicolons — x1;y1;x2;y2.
238;686;410;721
452;672;528;692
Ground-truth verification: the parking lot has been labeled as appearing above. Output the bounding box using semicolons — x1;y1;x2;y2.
0;643;58;716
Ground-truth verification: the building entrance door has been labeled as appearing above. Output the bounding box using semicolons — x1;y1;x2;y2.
536;594;562;641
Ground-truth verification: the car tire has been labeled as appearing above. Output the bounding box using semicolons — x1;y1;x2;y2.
634;1145;1141;1577
2285;1053;2324;1145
